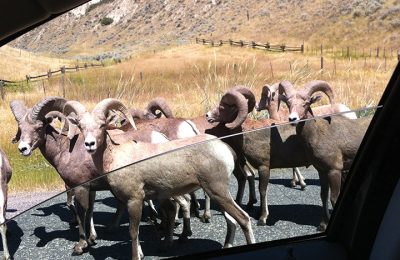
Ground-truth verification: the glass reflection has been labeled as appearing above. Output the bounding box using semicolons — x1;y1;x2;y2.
3;107;377;259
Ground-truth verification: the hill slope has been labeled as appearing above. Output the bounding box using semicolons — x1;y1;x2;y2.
9;0;400;58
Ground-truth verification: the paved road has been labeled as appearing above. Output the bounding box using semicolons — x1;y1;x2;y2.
3;167;324;259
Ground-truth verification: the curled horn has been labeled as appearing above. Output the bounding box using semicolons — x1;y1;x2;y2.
30;97;66;122
231;85;256;113
63;101;88;139
130;108;148;119
10;100;28;122
45;111;69;132
299;80;335;104
278;80;296;97
256;84;272;111
146;97;174;118
220;90;248;129
93;98;137;130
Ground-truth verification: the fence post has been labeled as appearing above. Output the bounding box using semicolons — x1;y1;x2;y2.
140;72;144;82
47;69;52;78
0;80;4;101
26;75;30;82
281;45;286;52
195;38;198;44
376;47;379;58
75;65;79;71
229;39;232;46
202;39;205;44
320;44;323;56
251;41;256;48
347;46;350;57
61;66;66;98
321;56;324;73
219;40;223;46
240;40;244;47
301;44;304;53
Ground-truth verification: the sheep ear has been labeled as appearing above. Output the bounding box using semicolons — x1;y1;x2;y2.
66;114;79;140
12;128;21;144
310;95;322;104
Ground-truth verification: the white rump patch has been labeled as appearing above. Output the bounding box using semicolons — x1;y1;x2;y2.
150;131;169;144
338;104;358;119
177;121;199;138
208;142;235;175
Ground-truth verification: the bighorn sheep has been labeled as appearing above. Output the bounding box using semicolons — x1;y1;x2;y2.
130;97;173;120
255;82;357;188
64;98;255;259
278;80;371;230
0;149;12;260
119;86;259;223
10;97;170;255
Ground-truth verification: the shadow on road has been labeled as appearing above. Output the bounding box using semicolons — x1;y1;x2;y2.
1;220;23;259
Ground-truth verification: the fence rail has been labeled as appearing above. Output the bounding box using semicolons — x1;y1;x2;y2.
0;62;104;87
195;38;304;53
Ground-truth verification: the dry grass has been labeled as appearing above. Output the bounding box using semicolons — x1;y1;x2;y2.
1;44;396;193
0;45;73;80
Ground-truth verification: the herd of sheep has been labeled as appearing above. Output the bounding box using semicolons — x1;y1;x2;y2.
0;79;372;260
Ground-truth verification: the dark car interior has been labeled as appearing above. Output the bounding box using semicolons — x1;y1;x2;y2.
1;1;399;259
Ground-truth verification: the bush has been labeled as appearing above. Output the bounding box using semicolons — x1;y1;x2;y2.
100;17;113;26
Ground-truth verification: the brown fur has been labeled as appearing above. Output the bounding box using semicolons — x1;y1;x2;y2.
0;148;12;260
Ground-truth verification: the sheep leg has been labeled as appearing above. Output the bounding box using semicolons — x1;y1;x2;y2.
173;195;192;242
257;165;271;226
328;169;342;208
127;198;144;260
72;188;90;255
107;199;126;232
159;199;176;251
318;171;330;231
0;184;10;260
87;191;97;245
292;167;306;190
189;192;200;218
244;161;258;206
66;187;78;226
201;183;255;247
234;166;247;206
200;191;211;223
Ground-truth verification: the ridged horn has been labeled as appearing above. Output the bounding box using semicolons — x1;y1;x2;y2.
146;97;174;118
93;98;137;130
256;84;271;111
278;80;296;97
130;108;147;119
63;101;88;139
30;97;66;122
299;80;335;104
10;100;28;122
220;90;248;129
231;85;256;113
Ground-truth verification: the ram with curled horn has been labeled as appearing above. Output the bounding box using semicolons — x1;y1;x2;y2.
276;79;371;230
64;98;256;260
9;97;170;255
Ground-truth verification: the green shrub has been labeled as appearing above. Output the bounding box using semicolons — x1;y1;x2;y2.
100;17;113;26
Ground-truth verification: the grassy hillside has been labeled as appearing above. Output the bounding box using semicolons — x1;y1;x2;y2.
8;0;400;59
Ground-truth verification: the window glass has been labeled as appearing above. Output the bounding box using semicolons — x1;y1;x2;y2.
4;107;378;258
0;0;395;259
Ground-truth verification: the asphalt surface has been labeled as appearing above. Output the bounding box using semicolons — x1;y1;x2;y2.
2;167;325;259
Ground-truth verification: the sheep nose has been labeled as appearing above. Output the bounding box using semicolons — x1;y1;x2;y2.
85;141;95;147
19;146;27;153
289;117;297;122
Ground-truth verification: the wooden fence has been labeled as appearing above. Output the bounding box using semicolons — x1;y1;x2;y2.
196;38;304;52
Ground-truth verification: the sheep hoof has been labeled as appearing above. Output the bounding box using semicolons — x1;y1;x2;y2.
300;185;306;190
257;218;267;226
68;219;78;227
2;255;11;260
200;215;211;223
88;236;97;246
290;181;297;188
317;223;327;232
72;241;87;255
178;235;189;243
